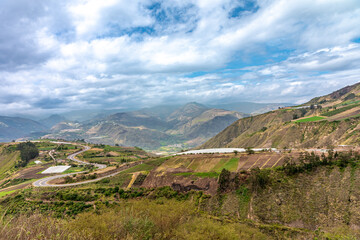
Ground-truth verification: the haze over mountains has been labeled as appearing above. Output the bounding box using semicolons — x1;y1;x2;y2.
44;102;246;149
3;80;360;152
0;101;291;148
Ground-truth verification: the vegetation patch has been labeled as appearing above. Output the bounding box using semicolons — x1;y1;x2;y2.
294;116;325;122
212;158;239;172
0;190;16;198
15;142;39;168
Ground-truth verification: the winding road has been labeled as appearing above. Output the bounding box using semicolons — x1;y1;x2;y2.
32;144;134;187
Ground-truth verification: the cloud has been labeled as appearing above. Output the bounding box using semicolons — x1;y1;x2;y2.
0;0;360;115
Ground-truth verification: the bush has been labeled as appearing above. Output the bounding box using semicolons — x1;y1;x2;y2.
248;168;270;192
218;168;231;193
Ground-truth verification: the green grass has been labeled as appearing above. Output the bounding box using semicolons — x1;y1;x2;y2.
294;116;326;122
212;158;239;172
322;104;360;117
0;190;16;198
175;172;219;178
222;158;240;172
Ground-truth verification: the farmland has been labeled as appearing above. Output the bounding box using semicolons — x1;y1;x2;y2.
294;116;325;122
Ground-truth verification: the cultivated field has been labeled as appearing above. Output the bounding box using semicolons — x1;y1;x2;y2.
157;151;303;174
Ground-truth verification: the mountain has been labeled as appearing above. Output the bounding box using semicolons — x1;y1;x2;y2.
39;114;68;128
44;102;248;150
0;116;46;142
202;82;360;149
209;102;294;115
136;104;182;121
61;109;134;122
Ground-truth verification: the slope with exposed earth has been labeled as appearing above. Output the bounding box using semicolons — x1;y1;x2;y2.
202;82;360;149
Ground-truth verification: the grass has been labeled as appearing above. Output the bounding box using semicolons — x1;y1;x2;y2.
322;103;360;117
0;190;16;198
212;158;239;172
222;157;240;172
0;198;270;239
294;116;326;122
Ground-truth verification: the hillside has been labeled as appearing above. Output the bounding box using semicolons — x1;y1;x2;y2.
44;102;248;150
0;144;20;180
202;82;360;149
0;116;46;142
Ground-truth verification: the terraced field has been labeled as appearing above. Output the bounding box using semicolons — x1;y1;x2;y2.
157;151;301;174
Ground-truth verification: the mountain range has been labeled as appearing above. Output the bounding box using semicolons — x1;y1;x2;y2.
0;101;291;150
42;102;246;149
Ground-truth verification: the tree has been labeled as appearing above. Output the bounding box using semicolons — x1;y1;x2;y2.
218;168;231;193
246;147;254;155
16;142;39;168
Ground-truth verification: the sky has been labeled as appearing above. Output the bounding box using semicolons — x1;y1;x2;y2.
1;0;360;116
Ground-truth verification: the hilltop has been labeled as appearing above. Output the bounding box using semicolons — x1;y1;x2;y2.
202;82;360;149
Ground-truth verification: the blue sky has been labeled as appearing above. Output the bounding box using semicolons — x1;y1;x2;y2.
0;0;360;115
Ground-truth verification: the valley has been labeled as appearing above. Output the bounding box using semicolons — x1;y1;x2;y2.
0;83;360;239
1;1;360;239
0;137;360;239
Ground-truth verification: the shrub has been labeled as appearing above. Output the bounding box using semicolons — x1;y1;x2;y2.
248;168;270;192
218;168;231;193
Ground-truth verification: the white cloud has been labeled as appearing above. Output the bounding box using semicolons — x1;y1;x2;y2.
0;0;360;115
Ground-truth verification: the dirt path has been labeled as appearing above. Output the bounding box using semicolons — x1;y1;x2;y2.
126;172;141;190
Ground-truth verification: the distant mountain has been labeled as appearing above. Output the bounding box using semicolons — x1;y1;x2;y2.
61;109;134;122
39;114;68;128
0;116;46;142
44;102;248;149
136;104;181;121
167;102;209;122
209;102;294;115
202;82;360;149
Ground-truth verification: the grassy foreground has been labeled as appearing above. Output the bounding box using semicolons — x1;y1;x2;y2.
0;197;268;240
